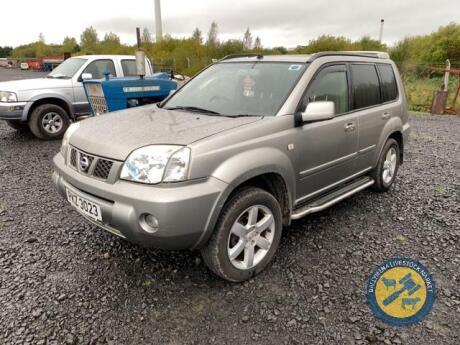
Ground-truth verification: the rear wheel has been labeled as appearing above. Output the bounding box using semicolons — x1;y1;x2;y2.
29;104;70;140
370;138;400;192
201;187;283;282
5;120;29;132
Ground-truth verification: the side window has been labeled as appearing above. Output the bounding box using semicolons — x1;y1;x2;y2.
377;64;398;102
301;65;349;115
351;64;381;109
121;60;137;77
82;60;116;79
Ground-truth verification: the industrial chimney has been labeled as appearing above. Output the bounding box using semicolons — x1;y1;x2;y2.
154;0;163;42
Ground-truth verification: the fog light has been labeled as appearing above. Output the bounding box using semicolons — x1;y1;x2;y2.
140;213;159;233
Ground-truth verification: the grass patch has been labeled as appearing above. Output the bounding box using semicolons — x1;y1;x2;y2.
404;76;459;112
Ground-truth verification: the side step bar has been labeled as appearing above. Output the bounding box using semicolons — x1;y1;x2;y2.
291;177;374;220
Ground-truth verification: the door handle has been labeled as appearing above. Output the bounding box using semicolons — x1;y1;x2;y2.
382;112;390;119
344;122;356;132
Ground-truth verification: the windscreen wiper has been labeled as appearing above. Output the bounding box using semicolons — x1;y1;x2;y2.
164;106;221;115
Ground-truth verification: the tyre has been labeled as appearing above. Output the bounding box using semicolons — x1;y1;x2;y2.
370;138;400;192
29;104;70;140
5;120;29;132
201;187;283;282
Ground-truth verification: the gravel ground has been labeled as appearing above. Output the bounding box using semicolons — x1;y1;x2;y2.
0;68;47;82
0;70;459;345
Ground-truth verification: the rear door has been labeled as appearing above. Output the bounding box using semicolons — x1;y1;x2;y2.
352;63;399;171
294;64;359;203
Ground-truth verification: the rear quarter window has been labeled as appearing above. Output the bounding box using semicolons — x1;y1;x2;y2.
121;60;137;77
377;64;398;102
351;64;381;109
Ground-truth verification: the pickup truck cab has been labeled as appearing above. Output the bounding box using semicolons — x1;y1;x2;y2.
0;55;153;139
53;52;410;281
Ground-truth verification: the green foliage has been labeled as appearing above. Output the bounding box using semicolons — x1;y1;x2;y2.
61;37;80;54
295;35;353;53
0;46;13;58
80;26;99;53
390;22;460;73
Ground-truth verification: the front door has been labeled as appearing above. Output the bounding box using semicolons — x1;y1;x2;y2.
294;64;359;204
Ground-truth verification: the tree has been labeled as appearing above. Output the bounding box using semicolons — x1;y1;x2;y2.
0;46;13;58
38;33;45;43
296;35;353;54
254;36;262;50
192;28;203;43
103;32;121;44
61;36;79;54
207;21;219;46
80;26;99;51
243;28;253;50
142;28;152;44
353;36;385;51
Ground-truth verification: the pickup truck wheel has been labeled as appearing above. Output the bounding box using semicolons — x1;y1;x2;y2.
370;138;400;192
29;104;70;140
201;187;282;282
5;120;29;132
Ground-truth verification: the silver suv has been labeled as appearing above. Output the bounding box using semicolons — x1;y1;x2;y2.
0;55;153;139
53;52;410;282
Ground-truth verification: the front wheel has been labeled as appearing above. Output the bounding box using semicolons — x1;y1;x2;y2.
370;138;400;192
29;104;70;140
201;187;283;282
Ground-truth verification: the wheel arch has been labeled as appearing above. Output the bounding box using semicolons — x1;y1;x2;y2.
24;96;73;121
374;117;405;167
192;168;294;250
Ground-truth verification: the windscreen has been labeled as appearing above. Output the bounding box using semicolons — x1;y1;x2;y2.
163;62;307;116
48;58;87;78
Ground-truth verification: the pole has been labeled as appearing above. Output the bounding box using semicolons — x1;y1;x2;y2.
154;0;163;42
379;19;384;43
444;59;451;92
136;27;142;48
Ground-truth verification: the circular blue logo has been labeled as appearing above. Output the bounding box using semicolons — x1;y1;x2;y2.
366;258;436;326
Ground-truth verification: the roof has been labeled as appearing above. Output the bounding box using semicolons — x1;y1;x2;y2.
220;51;390;63
75;55;136;60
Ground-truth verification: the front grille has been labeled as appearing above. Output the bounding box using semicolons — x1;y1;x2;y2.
88;95;109;115
93;159;114;179
68;147;116;181
70;148;77;167
85;83;108;115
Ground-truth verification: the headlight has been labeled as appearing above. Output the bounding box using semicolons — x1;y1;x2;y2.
0;91;18;103
120;145;191;184
60;122;80;159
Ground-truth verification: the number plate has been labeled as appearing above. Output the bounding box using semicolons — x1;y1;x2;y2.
66;188;102;222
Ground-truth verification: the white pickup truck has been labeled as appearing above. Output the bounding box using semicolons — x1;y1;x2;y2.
0;55;153;139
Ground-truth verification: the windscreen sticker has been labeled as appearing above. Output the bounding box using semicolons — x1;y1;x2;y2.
289;64;302;71
243;75;255;97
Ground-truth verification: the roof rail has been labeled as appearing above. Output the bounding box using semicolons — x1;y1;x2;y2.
308;51;390;62
220;53;264;61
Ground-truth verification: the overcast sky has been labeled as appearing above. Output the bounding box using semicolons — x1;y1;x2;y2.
1;0;459;48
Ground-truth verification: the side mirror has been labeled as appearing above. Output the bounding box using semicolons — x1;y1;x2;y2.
301;101;335;123
81;73;93;81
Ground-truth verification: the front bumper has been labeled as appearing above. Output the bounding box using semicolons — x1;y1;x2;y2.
52;153;228;250
0;101;27;120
